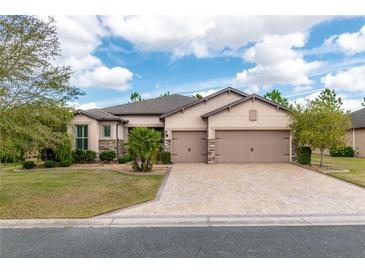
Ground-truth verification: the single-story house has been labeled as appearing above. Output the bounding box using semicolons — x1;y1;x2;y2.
72;87;293;163
347;108;365;157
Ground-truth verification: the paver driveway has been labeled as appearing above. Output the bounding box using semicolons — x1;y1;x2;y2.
101;164;365;218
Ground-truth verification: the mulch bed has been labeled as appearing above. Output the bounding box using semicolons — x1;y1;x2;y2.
295;163;349;174
68;163;171;176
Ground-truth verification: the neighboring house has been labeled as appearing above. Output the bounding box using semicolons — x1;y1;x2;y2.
72;87;292;163
347;108;365;157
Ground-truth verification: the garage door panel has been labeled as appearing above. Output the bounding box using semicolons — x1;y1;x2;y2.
172;131;207;163
216;130;289;163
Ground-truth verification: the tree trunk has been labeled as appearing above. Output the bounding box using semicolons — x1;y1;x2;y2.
320;148;324;167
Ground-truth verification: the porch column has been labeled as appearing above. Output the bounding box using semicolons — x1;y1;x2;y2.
207;139;216;164
289;134;293;163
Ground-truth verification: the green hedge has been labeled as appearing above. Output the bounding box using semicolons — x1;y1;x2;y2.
99;150;116;163
118;154;132;164
59;159;73;167
22;161;36;169
72;149;96;163
296;146;312;165
84;150;96;163
44;160;57;168
330;146;354;157
158;151;171;164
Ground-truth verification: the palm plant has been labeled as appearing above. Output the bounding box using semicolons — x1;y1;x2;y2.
125;127;162;172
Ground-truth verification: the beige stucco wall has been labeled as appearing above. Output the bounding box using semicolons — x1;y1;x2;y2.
72;114;124;152
355;129;365;157
99;121;124;140
164;92;242;138
207;99;290;138
122;115;164;140
348;128;365;157
72;114;100;152
123;115;164;128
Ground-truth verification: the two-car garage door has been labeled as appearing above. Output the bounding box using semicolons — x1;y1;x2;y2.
215;130;290;163
171;130;290;163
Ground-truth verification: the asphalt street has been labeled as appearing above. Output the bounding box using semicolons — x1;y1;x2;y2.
1;225;365;257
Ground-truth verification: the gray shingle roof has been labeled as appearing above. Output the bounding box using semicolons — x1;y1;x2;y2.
75;109;127;122
102;94;197;115
351;108;365;129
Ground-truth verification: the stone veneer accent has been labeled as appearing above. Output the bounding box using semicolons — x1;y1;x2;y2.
98;139;125;156
164;139;172;153
207;139;216;164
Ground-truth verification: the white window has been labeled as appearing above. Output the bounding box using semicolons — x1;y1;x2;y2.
75;125;88;150
103;125;111;138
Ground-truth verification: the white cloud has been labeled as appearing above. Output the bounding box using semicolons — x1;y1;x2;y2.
336;25;365;55
193;89;217;97
292;91;363;112
340;98;364;112
68;102;97;110
52;16;134;91
235;33;322;88
291;85;314;93
321;65;365;92
292;91;321;107
308;25;365;56
102;16;328;58
74;66;133;90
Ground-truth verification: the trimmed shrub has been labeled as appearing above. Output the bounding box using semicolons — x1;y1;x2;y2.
330;146;354;157
0;155;14;163
85;150;96;163
296;146;312;165
40;148;57;161
59;159;73;167
72;149;86;163
44;160;57;168
118;154;132;164
22;161;36;169
158;151;171;164
99;150;116;163
0;152;24;163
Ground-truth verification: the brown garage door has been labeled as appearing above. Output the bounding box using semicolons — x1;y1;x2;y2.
172;131;207;163
215;130;290;163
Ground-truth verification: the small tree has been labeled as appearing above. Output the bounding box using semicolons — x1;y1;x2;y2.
290;89;351;167
130;92;142;102
193;93;203;99
160;91;170;97
264;89;290;107
125;128;162;172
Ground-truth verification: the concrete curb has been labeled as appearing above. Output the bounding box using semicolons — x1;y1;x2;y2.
1;215;365;228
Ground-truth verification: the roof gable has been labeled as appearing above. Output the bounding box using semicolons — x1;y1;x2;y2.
75;109;127;123
102;94;196;115
201;94;289;118
160;87;248;118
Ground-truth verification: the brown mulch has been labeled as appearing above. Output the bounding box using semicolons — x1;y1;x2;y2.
67;163;171;175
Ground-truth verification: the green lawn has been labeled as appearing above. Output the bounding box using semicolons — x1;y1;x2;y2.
0;164;162;219
311;155;365;187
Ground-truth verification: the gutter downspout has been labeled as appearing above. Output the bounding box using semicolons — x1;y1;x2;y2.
116;121;120;158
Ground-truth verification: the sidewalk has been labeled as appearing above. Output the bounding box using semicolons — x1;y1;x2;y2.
1;215;365;228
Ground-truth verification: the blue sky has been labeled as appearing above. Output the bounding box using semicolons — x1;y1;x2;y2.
55;16;365;111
